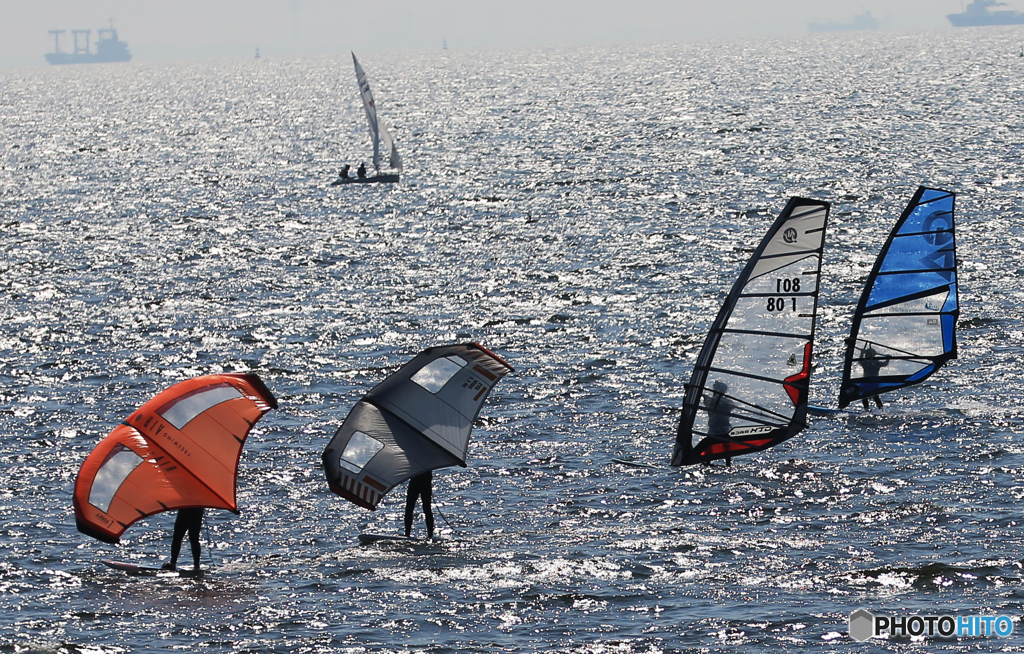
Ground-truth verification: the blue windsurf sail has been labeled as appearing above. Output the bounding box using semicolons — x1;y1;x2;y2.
838;187;957;409
672;198;830;466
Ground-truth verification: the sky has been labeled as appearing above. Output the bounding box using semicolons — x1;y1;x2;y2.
0;0;994;67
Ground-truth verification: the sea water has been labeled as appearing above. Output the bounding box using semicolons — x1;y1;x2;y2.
2;27;1024;653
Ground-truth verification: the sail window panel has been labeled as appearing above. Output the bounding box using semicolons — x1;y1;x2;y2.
715;332;811;384
867;274;956;310
339;431;385;474
848;356;932;382
157;384;244;430
410;356;468;393
691;371;795;440
857;313;947;357
728;294;817;336
745;254;821;294
749;252;822;284
863;289;951;316
89;444;144;513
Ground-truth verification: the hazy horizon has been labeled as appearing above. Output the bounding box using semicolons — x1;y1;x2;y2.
0;0;989;68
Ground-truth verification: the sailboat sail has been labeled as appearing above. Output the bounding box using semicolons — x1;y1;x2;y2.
672;198;830;466
838;187;957;409
352;52;401;172
323;343;512;510
73;374;278;544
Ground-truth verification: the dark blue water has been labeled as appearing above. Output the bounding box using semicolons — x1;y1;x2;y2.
2;28;1024;653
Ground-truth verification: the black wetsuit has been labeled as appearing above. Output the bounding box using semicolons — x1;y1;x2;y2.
340;164;351;179
357;163;367;179
165;507;204;570
404;471;434;538
860;349;889;410
706;389;734;466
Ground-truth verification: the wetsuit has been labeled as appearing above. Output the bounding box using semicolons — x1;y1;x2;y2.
357;163;367;179
706;385;734;466
860;348;889;410
404;471;434;538
164;507;204;570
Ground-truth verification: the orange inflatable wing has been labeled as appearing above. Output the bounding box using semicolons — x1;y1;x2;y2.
73;373;277;544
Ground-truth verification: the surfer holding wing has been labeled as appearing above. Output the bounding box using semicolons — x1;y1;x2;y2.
404;471;435;539
163;508;205;571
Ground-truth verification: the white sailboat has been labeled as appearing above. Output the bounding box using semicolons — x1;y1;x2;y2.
332;52;402;185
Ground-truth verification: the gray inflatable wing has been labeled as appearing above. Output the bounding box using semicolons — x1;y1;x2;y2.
322;343;514;510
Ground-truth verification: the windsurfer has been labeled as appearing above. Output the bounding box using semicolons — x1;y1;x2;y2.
859;347;889;410
162;507;204;571
404;471;434;539
357;162;367;179
339;164;351;180
705;380;734;466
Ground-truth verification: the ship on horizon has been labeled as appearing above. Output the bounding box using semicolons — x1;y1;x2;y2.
45;19;131;65
808;10;879;32
948;0;1024;26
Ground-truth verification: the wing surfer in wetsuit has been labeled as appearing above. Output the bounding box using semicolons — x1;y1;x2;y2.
404;471;434;539
162;507;204;571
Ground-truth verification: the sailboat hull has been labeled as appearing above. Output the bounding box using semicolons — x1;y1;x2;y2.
331;174;400;186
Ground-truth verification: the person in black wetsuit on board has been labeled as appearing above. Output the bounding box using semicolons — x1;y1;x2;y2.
705;380;734;466
357;162;367;179
339;164;351;180
404;471;434;539
859;346;889;410
162;507;204;571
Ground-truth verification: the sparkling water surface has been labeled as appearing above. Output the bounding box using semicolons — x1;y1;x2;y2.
2;27;1024;653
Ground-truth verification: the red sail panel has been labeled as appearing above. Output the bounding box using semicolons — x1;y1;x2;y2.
73;373;277;544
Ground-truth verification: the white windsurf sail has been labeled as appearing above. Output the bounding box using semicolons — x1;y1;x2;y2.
323;343;513;510
671;198;830;466
352;52;402;173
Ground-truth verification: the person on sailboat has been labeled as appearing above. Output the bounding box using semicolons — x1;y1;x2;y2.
357;162;367;179
404;470;434;539
705;380;735;466
162;507;204;571
859;346;889;410
339;164;351;180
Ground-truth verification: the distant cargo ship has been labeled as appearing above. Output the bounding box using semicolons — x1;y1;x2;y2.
45;20;131;65
947;0;1024;26
808;10;879;32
